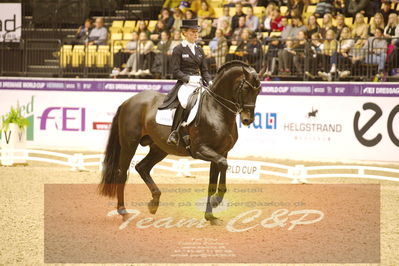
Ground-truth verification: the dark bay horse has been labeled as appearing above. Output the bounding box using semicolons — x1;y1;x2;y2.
99;60;261;225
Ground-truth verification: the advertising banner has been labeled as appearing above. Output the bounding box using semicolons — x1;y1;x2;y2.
0;3;22;42
0;78;398;162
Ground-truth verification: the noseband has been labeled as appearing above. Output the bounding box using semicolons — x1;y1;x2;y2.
204;77;261;114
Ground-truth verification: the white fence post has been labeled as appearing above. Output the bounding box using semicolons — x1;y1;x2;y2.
292;164;308;184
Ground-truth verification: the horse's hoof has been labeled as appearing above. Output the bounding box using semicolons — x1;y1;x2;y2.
209;218;223;226
210;195;222;208
148;199;159;214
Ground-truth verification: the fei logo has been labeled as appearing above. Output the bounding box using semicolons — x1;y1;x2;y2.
238;112;277;129
38;107;86;131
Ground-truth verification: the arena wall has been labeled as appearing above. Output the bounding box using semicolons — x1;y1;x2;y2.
0;77;398;162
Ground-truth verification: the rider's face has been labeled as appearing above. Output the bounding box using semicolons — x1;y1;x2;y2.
184;28;199;43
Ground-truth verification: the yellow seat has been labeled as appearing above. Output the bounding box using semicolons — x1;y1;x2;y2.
123;33;133;40
306;5;316;13
254;6;265;17
124;20;136;28
262;45;268;53
269;32;281;38
228;45;237;54
345;17;353;26
202;45;210;56
71;45;86;67
261;32;269;38
60;45;72;67
214;7;223;17
147;20;158;31
111;33;123;41
109;27;122;33
97;45;110;67
280;6;288;15
85;45;97;67
122;27;134;34
317;18;323;26
112;20;124;28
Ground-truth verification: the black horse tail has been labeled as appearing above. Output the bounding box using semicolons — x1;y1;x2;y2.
99;106;122;198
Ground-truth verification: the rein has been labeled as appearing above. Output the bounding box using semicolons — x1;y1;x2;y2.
203;78;260;114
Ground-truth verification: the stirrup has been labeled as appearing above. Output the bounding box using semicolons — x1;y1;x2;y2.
167;130;179;146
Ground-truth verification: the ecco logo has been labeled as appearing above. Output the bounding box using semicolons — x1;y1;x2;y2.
354;102;399;147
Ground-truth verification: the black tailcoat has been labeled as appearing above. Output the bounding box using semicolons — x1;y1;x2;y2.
158;42;211;110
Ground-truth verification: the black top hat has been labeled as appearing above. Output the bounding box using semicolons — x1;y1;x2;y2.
181;19;200;30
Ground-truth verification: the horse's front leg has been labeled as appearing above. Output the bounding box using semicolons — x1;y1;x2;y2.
194;146;227;225
210;165;227;208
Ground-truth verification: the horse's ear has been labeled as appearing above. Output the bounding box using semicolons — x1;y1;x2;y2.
258;66;266;80
242;66;250;79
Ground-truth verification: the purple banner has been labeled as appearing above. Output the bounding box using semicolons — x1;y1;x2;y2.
0;78;398;97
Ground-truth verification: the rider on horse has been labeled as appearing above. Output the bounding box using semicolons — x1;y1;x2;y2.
158;19;212;145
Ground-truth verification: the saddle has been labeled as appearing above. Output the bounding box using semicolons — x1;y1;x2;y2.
156;87;204;153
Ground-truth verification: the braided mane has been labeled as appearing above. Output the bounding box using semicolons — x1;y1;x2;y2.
216;60;250;74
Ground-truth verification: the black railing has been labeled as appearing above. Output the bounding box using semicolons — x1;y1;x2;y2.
2;37;399;81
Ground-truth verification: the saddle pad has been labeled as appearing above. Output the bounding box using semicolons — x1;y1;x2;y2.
156;88;202;127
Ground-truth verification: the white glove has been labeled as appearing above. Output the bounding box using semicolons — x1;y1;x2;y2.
188;75;201;84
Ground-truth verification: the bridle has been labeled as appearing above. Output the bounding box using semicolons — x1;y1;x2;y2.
203;77;261;114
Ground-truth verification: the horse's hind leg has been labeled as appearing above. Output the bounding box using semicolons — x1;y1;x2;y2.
117;141;139;220
135;145;167;214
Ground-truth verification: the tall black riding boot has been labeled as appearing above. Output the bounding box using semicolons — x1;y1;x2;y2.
167;105;184;145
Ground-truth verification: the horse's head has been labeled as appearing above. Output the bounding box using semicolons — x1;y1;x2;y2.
236;66;261;126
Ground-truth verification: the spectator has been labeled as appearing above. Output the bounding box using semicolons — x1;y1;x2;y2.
262;3;277;32
74;18;92;45
231;2;246;32
305;32;324;78
160;8;175;30
292;30;308;74
291;16;307;38
219;19;233;40
198;19;214;45
151;31;172;78
287;0;305;18
111;31;139;77
137;21;151;38
271;8;284;31
281;17;294;39
335;13;348;39
278;36;298;74
150;20;168;43
246;32;263;71
233;29;251;60
170;30;183;51
263;36;283;77
384;13;398;42
380;2;396;25
185;9;197;19
246;6;260;32
352;12;368;50
306;14;321;38
232;16;249;45
172;8;184;31
198;1;216;19
208;29;228;69
320;13;337;38
334;26;355;78
368;12;385;36
216;6;232;29
347;0;374;18
322;29;337;68
315;0;334;18
120;32;154;77
363;27;388;75
88;17;108;45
